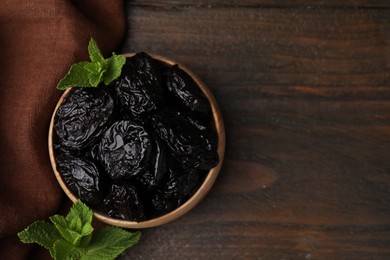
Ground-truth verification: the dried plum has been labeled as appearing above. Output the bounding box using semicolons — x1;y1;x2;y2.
159;164;201;207
54;87;114;149
54;52;220;221
145;164;202;217
196;130;219;170
103;183;146;222
152;110;219;170
57;154;103;206
136;136;167;190
86;143;100;162
148;192;176;216
115;52;162;118
99;120;152;180
165;65;211;117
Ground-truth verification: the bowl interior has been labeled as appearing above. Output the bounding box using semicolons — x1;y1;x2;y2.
48;53;225;228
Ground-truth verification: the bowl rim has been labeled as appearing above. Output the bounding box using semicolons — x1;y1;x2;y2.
48;53;225;228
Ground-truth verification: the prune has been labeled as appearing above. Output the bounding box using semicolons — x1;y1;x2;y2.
54;87;114;149
115;52;162;118
86;143;100;162
160;165;200;205
145;164;202;217
54;52;221;221
195;130;219;170
57;154;103;206
103;183;146;222
152;110;219;170
148;192;176;216
54;143;76;157
99;121;152;180
135;136;167;190
165;65;211;117
187;116;208;131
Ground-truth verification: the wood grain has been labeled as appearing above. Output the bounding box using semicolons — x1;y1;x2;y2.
131;0;390;8
119;2;390;259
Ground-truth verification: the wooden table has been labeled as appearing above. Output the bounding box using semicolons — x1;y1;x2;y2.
119;1;390;259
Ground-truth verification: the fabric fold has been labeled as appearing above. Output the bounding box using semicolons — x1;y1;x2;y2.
0;0;125;258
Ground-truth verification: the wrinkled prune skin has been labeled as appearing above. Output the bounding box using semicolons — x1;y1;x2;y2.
54;87;114;149
136;136;167;190
148;192;176;217
195;130;219;170
86;142;100;162
54;142;77;158
103;183;146;222
152;110;219;170
57;155;103;206
165;65;211;117
99;121;152;180
115;52;163;118
161;165;200;202
187;116;208;131
144;163;202;217
54;52;221;221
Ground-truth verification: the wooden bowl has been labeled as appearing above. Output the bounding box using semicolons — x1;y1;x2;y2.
48;54;225;228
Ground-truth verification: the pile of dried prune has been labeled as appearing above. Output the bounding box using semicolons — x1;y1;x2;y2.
54;53;219;222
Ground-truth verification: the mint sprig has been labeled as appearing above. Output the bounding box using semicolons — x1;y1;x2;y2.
57;38;126;90
18;200;141;260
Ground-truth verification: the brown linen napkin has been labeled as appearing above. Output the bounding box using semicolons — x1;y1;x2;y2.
0;0;125;258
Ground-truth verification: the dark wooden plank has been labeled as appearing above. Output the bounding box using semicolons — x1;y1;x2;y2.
119;4;390;259
130;0;390;8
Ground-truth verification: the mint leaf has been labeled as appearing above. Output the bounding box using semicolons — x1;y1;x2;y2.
53;239;84;260
103;53;126;85
57;62;93;90
79;233;93;249
88;38;106;66
68;216;82;235
50;201;94;246
70;200;93;228
85;62;105;87
17;221;61;257
88;69;104;87
57;38;124;90
50;215;83;246
18;200;141;260
81;227;141;260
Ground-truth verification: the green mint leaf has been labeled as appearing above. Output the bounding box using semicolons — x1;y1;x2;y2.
84;62;100;74
50;201;94;246
57;62;93;90
18;200;140;259
81;227;141;260
88;70;104;87
85;62;105;87
70;200;94;240
81;222;94;236
88;38;106;66
102;53;126;85
50;215;83;246
53;239;84;260
68;216;82;234
68;200;93;230
79;233;93;249
57;38;123;90
17;220;61;257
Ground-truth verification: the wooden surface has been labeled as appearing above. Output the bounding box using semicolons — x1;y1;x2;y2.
119;1;390;259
